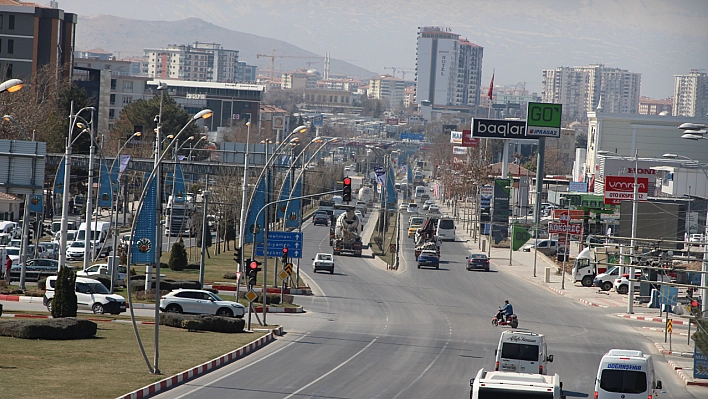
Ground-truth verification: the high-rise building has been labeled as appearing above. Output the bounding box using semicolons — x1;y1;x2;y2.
369;75;406;109
415;27;484;108
673;70;708;117
0;0;76;80
542;64;641;120
144;42;241;83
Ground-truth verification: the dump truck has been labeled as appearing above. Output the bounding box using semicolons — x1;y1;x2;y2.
333;208;362;257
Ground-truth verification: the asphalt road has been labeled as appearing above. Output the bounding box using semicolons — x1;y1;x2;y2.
147;205;702;399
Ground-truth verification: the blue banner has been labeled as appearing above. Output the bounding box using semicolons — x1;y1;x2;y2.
110;157;119;186
173;163;186;204
244;176;266;244
132;177;157;264
54;157;65;195
29;194;43;213
386;164;397;210
97;159;113;208
285;175;301;228
276;173;291;219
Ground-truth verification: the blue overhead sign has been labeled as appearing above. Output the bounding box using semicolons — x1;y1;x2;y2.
400;132;425;141
256;244;304;258
268;231;303;241
313;114;324;127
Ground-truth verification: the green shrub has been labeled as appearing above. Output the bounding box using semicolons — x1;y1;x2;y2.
169;239;188;271
52;266;77;318
256;294;281;305
0;318;96;339
135;289;170;301
223;272;238;279
186;263;200;270
159;313;245;333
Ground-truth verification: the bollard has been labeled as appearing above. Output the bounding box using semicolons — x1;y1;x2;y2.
544;267;551;283
481;240;486;253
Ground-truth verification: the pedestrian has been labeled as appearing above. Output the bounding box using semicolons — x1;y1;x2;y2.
5;254;11;284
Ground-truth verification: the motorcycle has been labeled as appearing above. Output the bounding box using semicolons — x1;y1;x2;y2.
492;308;519;328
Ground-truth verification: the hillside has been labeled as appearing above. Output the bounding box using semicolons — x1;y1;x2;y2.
75;15;376;79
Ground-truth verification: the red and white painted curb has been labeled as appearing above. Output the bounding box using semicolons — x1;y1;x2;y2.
545;285;566;296
614;314;690;325
642;326;688;336
676;369;708;387
210;284;312;295
118;327;283;399
0;294;44;303
252;306;303;313
577;298;608;308
653;342;694;358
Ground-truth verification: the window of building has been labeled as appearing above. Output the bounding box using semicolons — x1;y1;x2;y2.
8;15;14;30
5;63;12;78
7;39;13;54
123;96;133;105
111;79;116;90
123;81;133;90
109;109;115;119
0;15;3;29
110;94;115;105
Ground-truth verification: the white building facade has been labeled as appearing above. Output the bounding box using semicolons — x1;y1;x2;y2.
673;70;708;118
144;42;242;83
368;75;406;109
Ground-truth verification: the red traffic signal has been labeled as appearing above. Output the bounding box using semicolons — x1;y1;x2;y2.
282;247;288;254
249;261;258;270
343;177;351;185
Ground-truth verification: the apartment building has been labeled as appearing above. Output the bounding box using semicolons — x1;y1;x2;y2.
0;0;76;80
145;42;256;83
368;75;406;109
638;96;673;115
673;70;708;117
542;64;641;120
280;70;318;90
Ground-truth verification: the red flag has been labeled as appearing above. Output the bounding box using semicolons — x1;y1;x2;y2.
487;71;494;100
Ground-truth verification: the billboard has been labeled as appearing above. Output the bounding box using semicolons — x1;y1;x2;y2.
604;176;649;205
471;118;528;139
548;223;583;235
433;39;456;105
450;131;462;144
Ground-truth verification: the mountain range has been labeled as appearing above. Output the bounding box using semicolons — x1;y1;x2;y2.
75;14;377;79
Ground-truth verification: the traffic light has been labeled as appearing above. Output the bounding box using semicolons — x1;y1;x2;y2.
248;260;262;287
343;176;352;202
281;247;288;265
233;248;242;265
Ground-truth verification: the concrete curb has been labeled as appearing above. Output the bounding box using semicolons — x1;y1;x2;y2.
117;327;282;399
577;298;609;308
676;369;708;387
653;342;694;358
0;294;44;303
210;284;313;296
614;314;690;325
642;326;689;336
0;313;158;324
253;306;304;313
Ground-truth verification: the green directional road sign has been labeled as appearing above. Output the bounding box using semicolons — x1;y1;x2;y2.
526;102;562;138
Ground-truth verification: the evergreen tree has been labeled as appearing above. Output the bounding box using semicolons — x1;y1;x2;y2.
168;239;188;271
51;266;77;318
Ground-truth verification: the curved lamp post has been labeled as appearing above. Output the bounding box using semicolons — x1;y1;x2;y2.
125;109;212;375
2;115;32;140
0;78;23;93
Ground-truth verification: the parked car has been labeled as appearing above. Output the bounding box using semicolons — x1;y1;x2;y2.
159;289;245;318
312;253;335;274
66;241;96;261
466;253;490;272
593;266;620;291
522;239;559;255
76;263;128;286
43;276;126;315
4;246;21;266
313;212;329;226
38;242;60;260
417;250;440;269
613;272;644;294
9;259;59;282
689;233;704;245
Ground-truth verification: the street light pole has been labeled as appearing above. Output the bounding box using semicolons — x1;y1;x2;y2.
238;120;252;277
628;149;639;314
83;110;96;271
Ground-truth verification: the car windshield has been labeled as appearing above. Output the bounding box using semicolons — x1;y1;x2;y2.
318;254;332;261
600;369;647;394
70;241;85;248
408;204;417;208
6;248;20;255
86;282;110;294
470;254;488;260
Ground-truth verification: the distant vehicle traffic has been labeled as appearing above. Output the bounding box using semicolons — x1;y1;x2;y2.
466;253;490;272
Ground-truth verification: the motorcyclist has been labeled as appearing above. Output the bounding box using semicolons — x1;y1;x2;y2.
500;300;513;322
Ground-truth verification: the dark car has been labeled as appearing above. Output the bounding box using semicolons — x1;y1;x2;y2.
417;250;440;269
466;253;490;272
313;212;329;226
10;258;60;282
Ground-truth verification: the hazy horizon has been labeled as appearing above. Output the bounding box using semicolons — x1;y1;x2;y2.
56;0;708;99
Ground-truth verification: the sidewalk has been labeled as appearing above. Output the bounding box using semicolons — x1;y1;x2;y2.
438;200;708;388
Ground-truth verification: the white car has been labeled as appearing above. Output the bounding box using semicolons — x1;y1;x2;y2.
76;263;128;286
44;276;126;315
407;203;419;213
160;289;246;318
613;272;643;294
4;246;21;266
312;253;335;274
66;240;96;261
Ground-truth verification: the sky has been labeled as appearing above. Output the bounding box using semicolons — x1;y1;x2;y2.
56;0;708;98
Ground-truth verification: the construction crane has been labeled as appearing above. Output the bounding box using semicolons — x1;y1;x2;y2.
384;67;414;80
257;50;328;82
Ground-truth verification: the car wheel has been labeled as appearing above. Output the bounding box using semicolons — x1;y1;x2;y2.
617;285;629;295
417;264;421;269
436;265;440;270
46;299;53;313
216;308;234;317
92;303;105;314
165;304;182;313
485;267;490;272
313;268;317;273
330;269;334;275
581;276;594;287
601;281;613;291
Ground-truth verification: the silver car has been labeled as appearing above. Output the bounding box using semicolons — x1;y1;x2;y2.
160;289;246;318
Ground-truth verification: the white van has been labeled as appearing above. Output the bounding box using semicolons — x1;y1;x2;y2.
43;275;127;315
470;368;565;399
495;330;553;375
436;217;455;241
594;349;661;399
414;186;425;199
77;221;112;245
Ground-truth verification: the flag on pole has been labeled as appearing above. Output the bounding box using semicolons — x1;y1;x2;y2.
53;157;65;195
173;163;186;204
132;177;157;264
97;159;113;208
277;173;291;219
244;177;266;244
285;175;301;228
487;70;495;100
